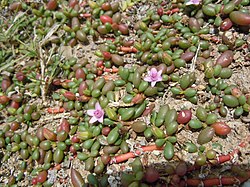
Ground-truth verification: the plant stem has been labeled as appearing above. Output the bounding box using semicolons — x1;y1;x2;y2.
110;144;163;164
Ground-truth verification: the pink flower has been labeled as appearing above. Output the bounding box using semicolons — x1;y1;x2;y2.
87;102;104;123
186;0;201;5
144;68;162;87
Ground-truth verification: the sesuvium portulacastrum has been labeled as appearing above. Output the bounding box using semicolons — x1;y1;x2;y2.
87;102;104;123
143;68;163;87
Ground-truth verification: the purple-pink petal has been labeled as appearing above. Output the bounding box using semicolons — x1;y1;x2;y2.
156;75;162;82
157;70;162;76
143;68;162;87
193;0;200;4
144;76;152;82
150;68;158;75
89;116;98;123
151;81;157;87
87;109;95;116
186;0;200;5
94;110;103;118
95;102;101;110
87;102;104;123
97;116;104;123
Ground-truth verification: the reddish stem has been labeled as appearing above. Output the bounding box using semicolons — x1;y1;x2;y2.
111;152;137;163
52;79;72;86
103;67;119;73
187;149;239;173
185;171;250;187
111;134;249;165
118;46;138;53
79;1;87;7
238;135;250;148
47;107;65;114
164;8;179;15
141;145;163;152
210;36;221;43
104;37;115;42
142;104;155;116
110;145;163;164
80;13;91;18
214;134;249;164
53;164;61;170
188;136;249;172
